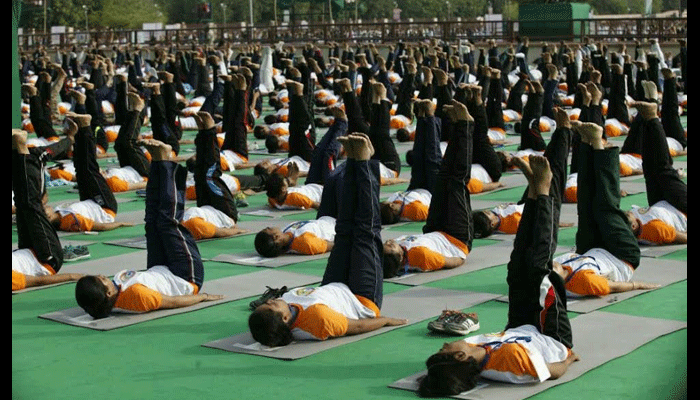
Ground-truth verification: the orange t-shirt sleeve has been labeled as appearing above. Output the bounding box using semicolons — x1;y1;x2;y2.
639;220;677;244
114;284;163;312
12;270;26;291
401;201;429;221
285;193;315;209
59;214;94;232
619;162;633;177
276;164;289;177
220;156;230;171
181;217;216;240
293;304;349;340
565;269;611;296
290;232;328;255
407;247;446;271
498;213;522;234
485;343;539;378
49;169;74;181
106;176;129;192
467;179;484;194
564;186;577;203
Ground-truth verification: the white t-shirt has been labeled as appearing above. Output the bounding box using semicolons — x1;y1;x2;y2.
464;324;569;383
183;205;236;228
630;200;687;233
554;248;634;298
12;249;53;277
112;266;196;313
55;199;115;224
103;166;144;183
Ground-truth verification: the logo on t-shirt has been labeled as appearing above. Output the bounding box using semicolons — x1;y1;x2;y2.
292;287;316;296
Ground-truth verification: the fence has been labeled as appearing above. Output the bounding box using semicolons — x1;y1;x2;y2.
17;17;687;50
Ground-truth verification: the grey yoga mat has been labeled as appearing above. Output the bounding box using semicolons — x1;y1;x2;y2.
495;257;687;314
388;311;687;400
201;286;500;360
38;270;321;330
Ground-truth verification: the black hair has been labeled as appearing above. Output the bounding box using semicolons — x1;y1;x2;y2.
253;163;271;178
248;308;294;347
380;202;402;225
264;114;278;125
254;230;284;258
417;353;481;398
75;276;117;319
383;250;403;279
265;173;286;200
472;210;496;239
396;128;411;142
265;135;280;153
254;125;269;139
405;149;414;166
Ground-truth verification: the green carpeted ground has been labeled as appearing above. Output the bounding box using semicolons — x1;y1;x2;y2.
12;106;687;400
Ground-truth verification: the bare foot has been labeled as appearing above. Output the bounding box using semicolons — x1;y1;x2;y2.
529;155;552;196
372;82;387;104
336;136;354;159
196;111;216;130
285;80;303;96
553;107;571;129
12;130;29;154
127;92;145;112
348;133;374;161
575;122;605;149
138;139;172;161
628;101;658;121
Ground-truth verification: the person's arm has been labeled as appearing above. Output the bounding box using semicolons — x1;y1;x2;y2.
480;181;505;192
24;273;84;288
213;226;248;238
345;316;408;336
673;231;687;244
546;352;580;380
91;221;135;231
442;256;466;269
607;280;660;293
380;177;409;186
158;293;224;309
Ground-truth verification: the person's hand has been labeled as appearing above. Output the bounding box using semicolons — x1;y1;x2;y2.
383;317;408;326
201;293;224;302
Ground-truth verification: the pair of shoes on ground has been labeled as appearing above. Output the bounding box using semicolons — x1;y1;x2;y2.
63;245;91;262
427;310;480;335
249;285;288;310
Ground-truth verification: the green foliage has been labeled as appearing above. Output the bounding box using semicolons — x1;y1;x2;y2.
101;0;166;29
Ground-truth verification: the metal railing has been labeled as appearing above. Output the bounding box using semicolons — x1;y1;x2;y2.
17;17;687;50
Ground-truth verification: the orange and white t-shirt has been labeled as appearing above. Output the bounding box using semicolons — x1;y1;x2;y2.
467;164;493;194
220;150;249;171
283;217;336;255
619;153;643;177
463;324;570;383
386;189;431;222
395;231;469;272
379;162;399;185
112;266;198;313
181;205;236;240
48;161;76;182
270;156;310;177
605;118;629;138
269;122;290;136
268;183;323;210
103;166;147;192
282;282;380;341
554;248;635;298
630;200;687;245
12;249;56;291
564;173;578;203
55;200;116;232
667;137;684;157
490;203;524;234
185;172;240;200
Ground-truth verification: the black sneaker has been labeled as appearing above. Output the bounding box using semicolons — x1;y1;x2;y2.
249;286;288;310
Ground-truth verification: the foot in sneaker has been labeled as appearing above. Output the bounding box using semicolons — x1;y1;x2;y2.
427;310;461;333
235;192;249;207
444;312;480;335
63;245;91;262
249;286;288;310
